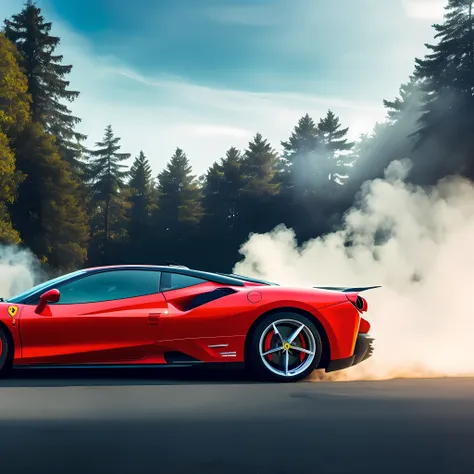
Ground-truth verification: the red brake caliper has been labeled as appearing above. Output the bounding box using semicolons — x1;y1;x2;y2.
298;333;306;363
264;330;274;362
0;338;3;356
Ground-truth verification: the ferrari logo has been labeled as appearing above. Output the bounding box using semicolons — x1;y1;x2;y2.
283;342;291;351
7;305;18;318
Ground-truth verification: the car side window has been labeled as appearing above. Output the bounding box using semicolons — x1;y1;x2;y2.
160;272;206;292
54;270;161;304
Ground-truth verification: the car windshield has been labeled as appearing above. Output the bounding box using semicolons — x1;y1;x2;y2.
6;269;87;303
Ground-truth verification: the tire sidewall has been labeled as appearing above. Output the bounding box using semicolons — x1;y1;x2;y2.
0;328;12;376
246;311;323;382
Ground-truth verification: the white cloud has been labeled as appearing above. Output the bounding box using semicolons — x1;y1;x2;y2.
402;0;446;20
180;125;251;139
41;25;386;176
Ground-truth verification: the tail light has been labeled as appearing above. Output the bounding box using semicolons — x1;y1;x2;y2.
359;317;371;333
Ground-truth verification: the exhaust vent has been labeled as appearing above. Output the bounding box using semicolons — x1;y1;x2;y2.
346;293;368;312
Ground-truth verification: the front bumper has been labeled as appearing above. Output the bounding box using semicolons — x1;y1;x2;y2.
326;333;374;373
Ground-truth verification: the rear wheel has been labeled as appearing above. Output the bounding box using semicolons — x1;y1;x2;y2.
246;312;322;382
0;327;13;378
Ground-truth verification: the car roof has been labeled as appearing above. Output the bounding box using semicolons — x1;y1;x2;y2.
81;264;257;287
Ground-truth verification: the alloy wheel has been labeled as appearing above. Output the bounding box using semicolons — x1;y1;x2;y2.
258;318;317;378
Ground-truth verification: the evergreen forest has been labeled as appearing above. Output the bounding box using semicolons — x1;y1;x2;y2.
1;0;473;275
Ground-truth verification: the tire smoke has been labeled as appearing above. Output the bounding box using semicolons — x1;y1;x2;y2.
0;245;40;300
233;159;474;380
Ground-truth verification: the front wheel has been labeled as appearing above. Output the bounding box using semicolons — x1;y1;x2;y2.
246;312;323;382
0;327;13;378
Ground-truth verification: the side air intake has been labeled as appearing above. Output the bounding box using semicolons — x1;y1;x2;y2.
184;287;237;311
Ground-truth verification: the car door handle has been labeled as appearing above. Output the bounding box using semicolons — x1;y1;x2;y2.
147;313;162;325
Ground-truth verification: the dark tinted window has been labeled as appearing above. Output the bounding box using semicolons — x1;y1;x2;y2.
54;270;160;304
160;272;206;292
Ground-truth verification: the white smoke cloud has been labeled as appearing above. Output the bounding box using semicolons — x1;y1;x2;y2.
0;246;40;299
234;159;474;380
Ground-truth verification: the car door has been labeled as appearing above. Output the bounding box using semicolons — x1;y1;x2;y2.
19;269;168;365
157;272;245;340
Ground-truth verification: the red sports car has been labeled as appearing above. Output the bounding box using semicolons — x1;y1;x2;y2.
0;264;378;382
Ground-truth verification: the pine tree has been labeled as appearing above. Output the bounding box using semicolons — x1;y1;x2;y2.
240;133;280;196
383;76;423;124
237;134;281;236
279;114;324;237
127;150;154;242
345;77;424;195
199;147;246;269
0;33;31;244
317;110;355;185
282;114;321;156
203;147;244;230
281;114;321;160
155;148;202;228
281;114;324;196
0;132;23;244
0;33;31;137
151;148;202;263
130;151;152;192
413;0;474;179
86;125;130;258
10;123;89;269
4;1;86;169
415;0;474;103
279;113;348;241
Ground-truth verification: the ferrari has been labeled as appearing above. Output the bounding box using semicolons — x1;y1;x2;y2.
0;264;378;382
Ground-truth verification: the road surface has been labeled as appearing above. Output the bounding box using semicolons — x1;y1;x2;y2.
0;367;473;474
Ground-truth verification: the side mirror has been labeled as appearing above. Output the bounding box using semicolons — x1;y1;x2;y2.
35;288;60;314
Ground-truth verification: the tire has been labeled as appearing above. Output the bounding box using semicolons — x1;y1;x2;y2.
0;327;13;378
245;311;323;383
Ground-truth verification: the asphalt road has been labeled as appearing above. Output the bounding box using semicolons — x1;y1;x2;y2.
0;367;473;474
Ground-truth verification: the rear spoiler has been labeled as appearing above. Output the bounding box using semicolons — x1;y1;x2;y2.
313;286;381;293
314;285;381;312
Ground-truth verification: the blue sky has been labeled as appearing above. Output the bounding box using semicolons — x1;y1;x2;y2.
1;0;445;175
